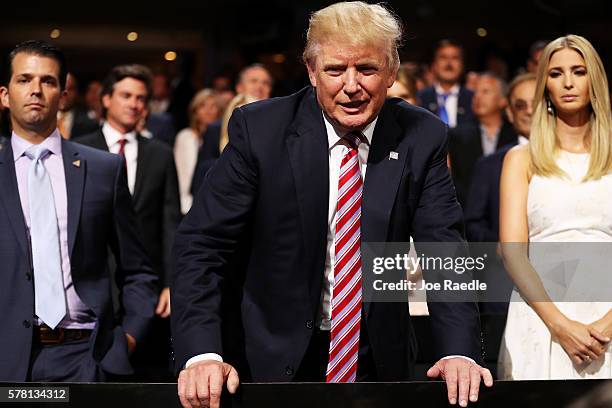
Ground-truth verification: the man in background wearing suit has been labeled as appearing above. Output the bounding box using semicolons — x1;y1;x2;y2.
78;64;181;380
57;72;99;140
448;73;517;207
0;40;158;381
418;39;475;128
465;73;535;242
173;3;492;408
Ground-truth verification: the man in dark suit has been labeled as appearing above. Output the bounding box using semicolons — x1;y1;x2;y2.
0;40;158;382
418;39;475;128
448;73;517;207
173;3;492;408
78;64;181;380
465;73;535;242
57;73;99;140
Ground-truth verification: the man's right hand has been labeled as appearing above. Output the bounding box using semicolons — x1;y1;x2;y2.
177;360;239;408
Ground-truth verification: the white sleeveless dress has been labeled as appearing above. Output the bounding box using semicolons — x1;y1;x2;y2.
498;150;612;379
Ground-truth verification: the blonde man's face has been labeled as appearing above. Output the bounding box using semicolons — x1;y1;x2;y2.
307;40;395;133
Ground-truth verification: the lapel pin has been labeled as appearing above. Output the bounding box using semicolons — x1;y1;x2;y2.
389;151;399;160
72;160;81;168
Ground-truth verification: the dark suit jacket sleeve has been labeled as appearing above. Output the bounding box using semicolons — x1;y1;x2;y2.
410;122;483;363
464;157;496;242
162;153;181;287
171;108;257;371
108;155;159;343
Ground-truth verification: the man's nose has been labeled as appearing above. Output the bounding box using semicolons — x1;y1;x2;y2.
29;78;43;96
343;69;360;95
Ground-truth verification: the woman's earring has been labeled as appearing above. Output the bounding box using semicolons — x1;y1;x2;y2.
546;97;555;115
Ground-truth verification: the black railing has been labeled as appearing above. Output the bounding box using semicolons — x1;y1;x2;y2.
0;380;610;407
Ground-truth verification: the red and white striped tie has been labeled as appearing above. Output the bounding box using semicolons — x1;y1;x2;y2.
326;132;363;383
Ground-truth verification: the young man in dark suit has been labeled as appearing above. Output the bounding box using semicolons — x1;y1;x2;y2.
78;64;181;380
0;40;158;382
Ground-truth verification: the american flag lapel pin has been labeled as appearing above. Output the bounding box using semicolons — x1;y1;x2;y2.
72;160;81;168
389;151;399;160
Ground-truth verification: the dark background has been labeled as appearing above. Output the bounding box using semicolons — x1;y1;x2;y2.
1;0;611;94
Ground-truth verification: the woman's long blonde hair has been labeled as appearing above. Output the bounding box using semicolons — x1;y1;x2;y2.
530;34;612;181
219;93;259;153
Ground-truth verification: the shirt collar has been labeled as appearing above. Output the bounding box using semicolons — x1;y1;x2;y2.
11;128;62;162
434;83;460;96
102;121;137;147
323;113;376;150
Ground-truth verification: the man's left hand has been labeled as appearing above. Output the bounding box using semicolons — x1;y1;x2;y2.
156;287;171;318
125;333;137;354
427;357;493;406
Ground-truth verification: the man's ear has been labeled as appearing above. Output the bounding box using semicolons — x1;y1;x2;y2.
387;67;398;88
306;62;317;88
0;86;9;109
102;93;111;110
505;104;515;125
499;96;509;110
59;89;68;110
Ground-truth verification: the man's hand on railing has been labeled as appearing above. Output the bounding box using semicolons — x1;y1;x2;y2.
177;360;239;408
427;357;493;407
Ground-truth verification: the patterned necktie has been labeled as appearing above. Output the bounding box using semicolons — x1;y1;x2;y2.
327;132;363;383
25;145;66;329
437;92;450;126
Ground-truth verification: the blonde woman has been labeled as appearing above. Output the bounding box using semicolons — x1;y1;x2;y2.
218;93;259;153
498;35;612;379
174;89;221;213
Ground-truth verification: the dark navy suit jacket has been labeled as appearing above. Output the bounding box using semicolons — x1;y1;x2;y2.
0;138;158;381
190;120;221;197
418;86;475;127
171;87;482;381
464;144;515;242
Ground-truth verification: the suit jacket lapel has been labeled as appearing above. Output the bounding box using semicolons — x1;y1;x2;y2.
133;135;149;203
91;130;110;152
61;139;85;257
285;89;329;309
362;102;405;243
0;141;30;257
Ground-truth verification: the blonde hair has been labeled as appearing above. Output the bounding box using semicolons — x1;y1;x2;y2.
530;35;612;181
219;93;259;153
189;88;220;132
302;1;403;73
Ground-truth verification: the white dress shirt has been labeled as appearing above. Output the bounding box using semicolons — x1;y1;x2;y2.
102;122;138;195
434;83;460;128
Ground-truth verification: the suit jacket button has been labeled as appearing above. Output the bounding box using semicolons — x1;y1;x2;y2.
23;320;31;328
285;366;294;376
305;320;313;329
